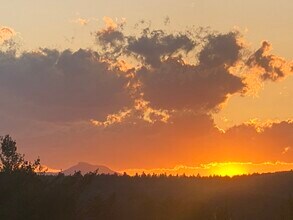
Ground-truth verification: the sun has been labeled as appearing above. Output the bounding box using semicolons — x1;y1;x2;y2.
213;163;248;177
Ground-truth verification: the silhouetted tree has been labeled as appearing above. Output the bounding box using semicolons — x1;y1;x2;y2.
0;135;42;174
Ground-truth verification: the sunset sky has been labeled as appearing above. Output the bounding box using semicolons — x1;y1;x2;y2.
0;0;292;176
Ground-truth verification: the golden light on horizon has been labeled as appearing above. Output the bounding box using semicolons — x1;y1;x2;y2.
119;162;293;177
211;163;248;177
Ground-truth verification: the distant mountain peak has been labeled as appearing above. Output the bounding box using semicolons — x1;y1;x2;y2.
77;162;92;166
63;162;117;175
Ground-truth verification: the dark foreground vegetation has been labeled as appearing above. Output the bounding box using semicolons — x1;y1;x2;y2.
1;135;293;220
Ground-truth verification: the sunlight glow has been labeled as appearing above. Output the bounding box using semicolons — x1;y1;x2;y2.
213;163;248;177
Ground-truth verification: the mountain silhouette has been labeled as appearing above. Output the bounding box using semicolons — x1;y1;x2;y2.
63;162;117;175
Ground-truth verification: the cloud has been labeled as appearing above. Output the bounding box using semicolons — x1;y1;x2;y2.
127;28;196;67
103;16;118;30
69;15;99;26
0;26;15;44
247;41;293;81
282;147;291;155
222;120;293;161
96;29;125;57
71;18;90;26
95;27;246;112
0;48;132;122
134;32;246;111
137;57;245;111
198;32;244;67
95;17;127;59
91;109;132;127
0;22;292;170
91;98;171;127
164;16;171;26
1;24;290;128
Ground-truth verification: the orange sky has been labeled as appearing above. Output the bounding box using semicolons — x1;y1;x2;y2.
0;2;292;175
122;162;293;177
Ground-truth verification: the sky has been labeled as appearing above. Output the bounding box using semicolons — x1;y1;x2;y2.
0;0;292;176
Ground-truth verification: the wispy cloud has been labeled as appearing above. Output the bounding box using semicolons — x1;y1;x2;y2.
69;16;99;26
0;26;15;44
247;41;293;81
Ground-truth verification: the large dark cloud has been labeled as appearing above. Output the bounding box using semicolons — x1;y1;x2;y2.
1;25;288;124
0;49;132;122
134;32;245;111
96;27;246;111
137;57;244;111
0;22;291;169
1;25;290;126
